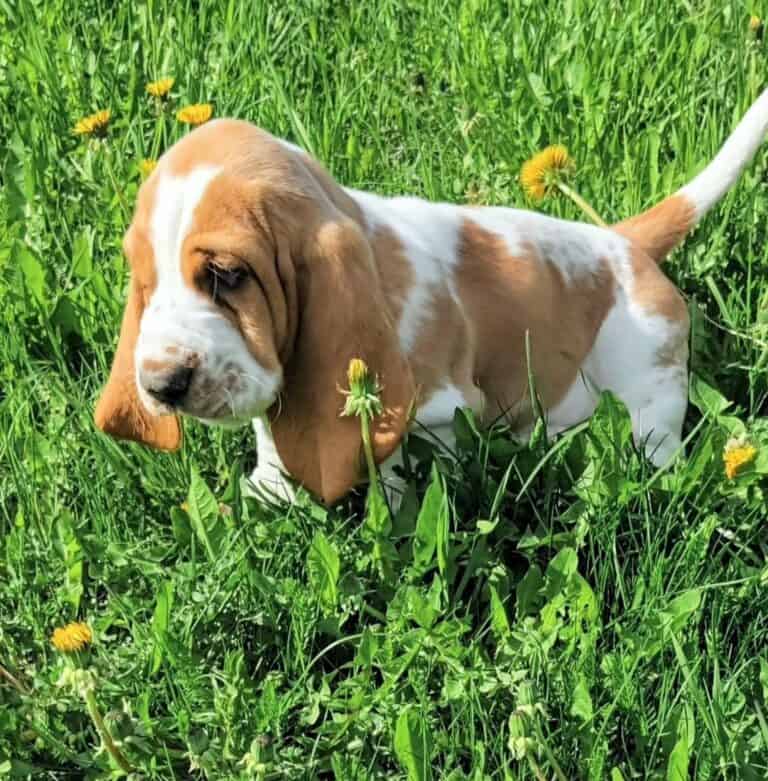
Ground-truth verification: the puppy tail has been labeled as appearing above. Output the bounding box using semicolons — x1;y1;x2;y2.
614;87;768;263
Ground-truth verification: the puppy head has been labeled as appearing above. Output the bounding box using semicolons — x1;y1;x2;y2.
95;120;415;502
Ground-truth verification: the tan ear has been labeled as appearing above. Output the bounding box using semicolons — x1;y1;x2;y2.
94;278;181;450
269;218;415;504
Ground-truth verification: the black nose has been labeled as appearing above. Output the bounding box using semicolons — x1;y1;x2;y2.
145;366;194;407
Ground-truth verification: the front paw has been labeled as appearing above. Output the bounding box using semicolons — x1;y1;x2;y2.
246;466;295;503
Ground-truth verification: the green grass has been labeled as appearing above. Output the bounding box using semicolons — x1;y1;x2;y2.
2;0;768;778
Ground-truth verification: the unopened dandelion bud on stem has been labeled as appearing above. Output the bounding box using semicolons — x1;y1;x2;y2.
341;357;383;489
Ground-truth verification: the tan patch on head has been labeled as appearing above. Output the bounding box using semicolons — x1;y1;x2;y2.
456;219;616;425
613;194;696;263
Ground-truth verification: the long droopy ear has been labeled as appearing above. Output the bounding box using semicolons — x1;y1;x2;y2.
94;279;181;450
269;217;415;504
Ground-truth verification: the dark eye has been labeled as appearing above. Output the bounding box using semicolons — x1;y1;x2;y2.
207;262;247;296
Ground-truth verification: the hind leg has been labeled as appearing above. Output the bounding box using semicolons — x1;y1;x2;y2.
590;280;689;466
617;366;687;465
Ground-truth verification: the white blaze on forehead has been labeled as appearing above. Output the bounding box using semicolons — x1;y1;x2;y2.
149;165;223;297
136;162;283;421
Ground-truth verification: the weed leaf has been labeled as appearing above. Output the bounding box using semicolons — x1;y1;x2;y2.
151;580;174;673
413;463;446;576
394;707;433;781
307;531;340;612
186;469;223;561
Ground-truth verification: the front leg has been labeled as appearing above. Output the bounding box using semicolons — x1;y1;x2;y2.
247;418;295;502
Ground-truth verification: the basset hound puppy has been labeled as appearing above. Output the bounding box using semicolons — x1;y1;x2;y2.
95;89;768;504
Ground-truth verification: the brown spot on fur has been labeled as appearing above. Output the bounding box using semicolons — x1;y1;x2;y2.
405;286;484;415
141;358;175;373
455;219;616;425
613;194;696;263
627;244;690;370
629;245;689;323
369;226;413;324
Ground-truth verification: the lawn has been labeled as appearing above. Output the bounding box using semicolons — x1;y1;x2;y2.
2;0;768;778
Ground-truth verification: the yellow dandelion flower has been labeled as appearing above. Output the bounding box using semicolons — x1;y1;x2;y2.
139;158;157;178
73;109;111;137
180;501;190;512
176;103;213;125
520;144;574;201
749;15;762;32
347;358;369;386
146;77;174;98
723;437;757;479
51;622;93;653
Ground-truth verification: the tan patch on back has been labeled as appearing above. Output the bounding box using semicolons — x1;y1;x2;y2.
613;194;696;263
367;224;483;415
456;219;616;425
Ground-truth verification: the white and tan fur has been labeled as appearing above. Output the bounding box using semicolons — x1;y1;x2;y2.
95;89;768;504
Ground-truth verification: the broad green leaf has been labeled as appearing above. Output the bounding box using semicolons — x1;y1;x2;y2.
364;484;397;583
689;374;731;417
666;735;690;781
307;531;340;612
401;582;442;629
435;486;449;579
661;589;701;634
364;482;391;537
394;707;433;781
72;228;93;277
186;469;222;561
170;506;192;548
15;242;46;304
516;564;544;616
452;407;479;453
544;547;578;600
527;72;551;106
56;512;83;613
413;464;446;575
643;589;702;657
489;585;510;640
589;392;632;451
50;296;81;338
151;580;174;673
355;627;378;671
571;676;593;722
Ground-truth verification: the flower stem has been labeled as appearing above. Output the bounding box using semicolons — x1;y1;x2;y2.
556;181;606;226
359;412;379;489
101;145;130;223
82;688;135;774
0;662;30;694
